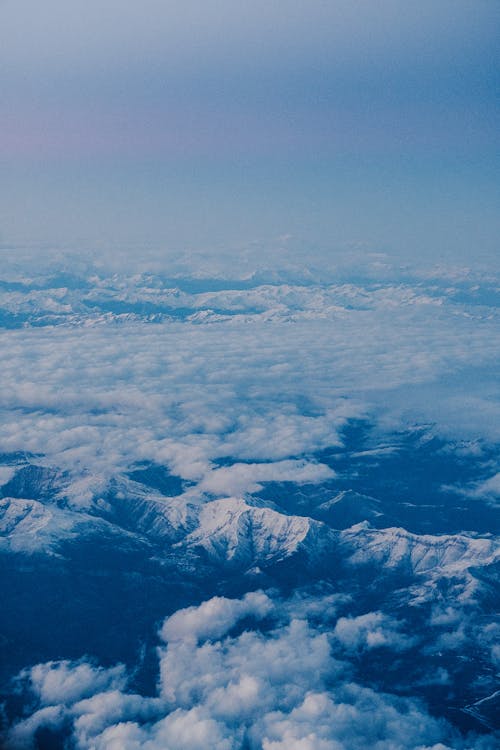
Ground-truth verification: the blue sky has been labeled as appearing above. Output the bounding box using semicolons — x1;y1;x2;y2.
0;1;498;260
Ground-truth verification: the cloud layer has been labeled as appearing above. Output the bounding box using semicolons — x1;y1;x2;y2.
7;591;496;750
0;260;498;505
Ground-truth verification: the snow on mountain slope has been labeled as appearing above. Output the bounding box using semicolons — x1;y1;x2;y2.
181;497;334;567
342;523;499;602
0;497;82;554
343;524;498;574
2;459;496;608
0;462;335;570
0;496;145;556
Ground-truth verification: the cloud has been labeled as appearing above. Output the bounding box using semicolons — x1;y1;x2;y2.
6;592;495;750
159;591;273;644
0;261;498;508
332;612;414;653
21;660;127;706
197;460;335;497
90;707;236;750
442;470;500;508
468;473;500;505
0;466;17;485
6;705;66;750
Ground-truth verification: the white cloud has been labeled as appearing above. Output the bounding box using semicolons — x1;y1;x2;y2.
0;466;17;485
6;705;66;750
197;460;335;497
333;612;414;652
468;473;500;505
21;660;128;706
0;266;498;503
6;592;491;750
160;591;273;644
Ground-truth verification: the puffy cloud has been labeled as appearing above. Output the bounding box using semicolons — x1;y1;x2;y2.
22;660;128;706
6;663;130;750
429;606;463;628
197;460;335;497
467;473;500;506
91;708;236;750
332;612;414;653
157;615;334;716
255;686;449;750
159;591;273;644
443;471;500;508
475;472;500;495
6;705;66;750
71;692;161;748
4;592;490;750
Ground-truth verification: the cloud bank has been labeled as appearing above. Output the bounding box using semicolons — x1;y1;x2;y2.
0;260;498;506
6;591;496;750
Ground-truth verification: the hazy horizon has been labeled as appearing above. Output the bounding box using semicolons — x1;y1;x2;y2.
1;0;499;262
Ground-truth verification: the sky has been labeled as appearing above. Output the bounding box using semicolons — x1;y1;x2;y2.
0;0;499;261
